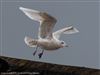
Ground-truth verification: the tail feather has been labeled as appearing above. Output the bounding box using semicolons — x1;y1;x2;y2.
24;36;37;47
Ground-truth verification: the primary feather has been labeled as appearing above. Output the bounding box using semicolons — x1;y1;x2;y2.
53;26;79;39
19;7;57;39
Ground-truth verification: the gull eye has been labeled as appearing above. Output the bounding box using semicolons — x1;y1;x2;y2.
61;41;64;44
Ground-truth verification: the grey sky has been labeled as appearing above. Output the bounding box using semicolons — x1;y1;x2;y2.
1;0;100;69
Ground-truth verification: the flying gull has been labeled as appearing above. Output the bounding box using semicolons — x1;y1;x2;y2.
19;7;79;58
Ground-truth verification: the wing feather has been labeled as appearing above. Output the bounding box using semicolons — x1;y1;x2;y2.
53;26;79;39
19;7;43;22
19;7;57;39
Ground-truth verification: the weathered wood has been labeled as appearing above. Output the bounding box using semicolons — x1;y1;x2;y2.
0;56;100;75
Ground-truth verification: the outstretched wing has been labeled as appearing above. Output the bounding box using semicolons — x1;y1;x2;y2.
19;7;57;39
53;26;79;39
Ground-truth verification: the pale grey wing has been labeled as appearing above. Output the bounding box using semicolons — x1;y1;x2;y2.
53;26;79;39
19;7;57;39
19;7;43;22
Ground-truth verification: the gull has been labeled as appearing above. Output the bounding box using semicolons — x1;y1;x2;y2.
19;7;79;58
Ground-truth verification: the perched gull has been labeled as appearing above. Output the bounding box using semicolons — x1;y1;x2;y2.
19;7;79;58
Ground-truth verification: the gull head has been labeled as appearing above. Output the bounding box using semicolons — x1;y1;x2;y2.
59;41;68;48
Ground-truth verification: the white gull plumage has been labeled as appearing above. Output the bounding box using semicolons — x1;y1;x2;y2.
19;7;79;58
